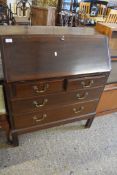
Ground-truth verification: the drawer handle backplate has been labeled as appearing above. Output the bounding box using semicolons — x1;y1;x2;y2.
81;80;94;88
33;84;49;93
73;106;84;114
33;114;47;123
76;92;88;100
33;99;48;108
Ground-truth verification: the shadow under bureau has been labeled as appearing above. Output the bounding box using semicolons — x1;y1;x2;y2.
0;26;111;146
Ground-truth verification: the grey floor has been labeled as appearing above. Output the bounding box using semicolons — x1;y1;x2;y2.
0;113;117;175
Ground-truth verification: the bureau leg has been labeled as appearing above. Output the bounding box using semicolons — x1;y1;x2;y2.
85;117;95;128
11;132;19;146
5;125;10;144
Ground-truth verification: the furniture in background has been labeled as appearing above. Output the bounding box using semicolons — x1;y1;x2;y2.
92;8;117;23
0;26;110;146
12;0;31;25
95;22;117;115
90;4;107;22
79;2;90;15
0;52;9;143
95;22;117;56
74;2;107;26
31;6;56;25
31;0;57;26
0;0;6;5
75;2;90;26
0;1;15;25
98;4;107;16
0;85;9;142
58;2;91;27
105;9;117;23
97;83;117;116
84;3;108;24
78;4;117;25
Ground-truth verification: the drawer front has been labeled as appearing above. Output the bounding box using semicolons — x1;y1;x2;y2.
11;87;103;115
67;75;106;91
10;79;64;98
14;100;98;129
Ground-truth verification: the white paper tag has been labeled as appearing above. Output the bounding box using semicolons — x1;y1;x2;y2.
5;38;13;43
54;51;57;57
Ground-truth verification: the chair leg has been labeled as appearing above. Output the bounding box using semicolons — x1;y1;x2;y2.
85;117;95;128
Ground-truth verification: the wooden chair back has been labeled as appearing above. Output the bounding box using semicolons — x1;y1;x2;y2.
16;6;30;17
97;4;107;17
79;2;90;14
10;2;30;17
11;3;17;14
105;9;117;23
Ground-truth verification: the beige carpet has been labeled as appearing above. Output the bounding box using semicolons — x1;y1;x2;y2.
0;113;117;175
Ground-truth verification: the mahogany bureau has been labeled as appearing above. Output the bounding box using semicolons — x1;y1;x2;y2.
0;26;111;146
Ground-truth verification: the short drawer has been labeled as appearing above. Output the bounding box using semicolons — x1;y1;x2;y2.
14;100;98;129
10;79;64;98
67;75;107;91
11;87;103;115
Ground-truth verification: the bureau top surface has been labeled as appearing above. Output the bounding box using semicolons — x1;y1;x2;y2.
0;27;111;82
0;26;97;36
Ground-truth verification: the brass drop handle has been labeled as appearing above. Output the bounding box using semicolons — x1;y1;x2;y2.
33;99;48;108
76;92;88;100
33;84;49;93
81;80;94;88
73;106;84;114
33;114;47;122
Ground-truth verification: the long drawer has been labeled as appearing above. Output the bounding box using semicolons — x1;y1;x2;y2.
14;100;98;129
67;75;107;91
9;79;64;98
11;87;103;115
